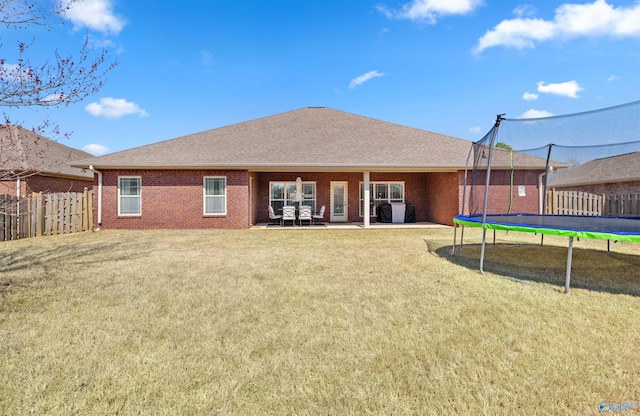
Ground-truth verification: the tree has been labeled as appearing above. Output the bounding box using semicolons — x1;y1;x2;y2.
495;142;513;151
0;0;117;183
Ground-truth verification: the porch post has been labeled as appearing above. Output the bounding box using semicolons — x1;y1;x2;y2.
363;171;370;228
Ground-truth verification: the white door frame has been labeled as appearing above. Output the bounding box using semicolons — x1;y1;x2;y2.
330;181;348;222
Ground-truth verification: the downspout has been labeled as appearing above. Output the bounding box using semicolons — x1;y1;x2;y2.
88;165;102;227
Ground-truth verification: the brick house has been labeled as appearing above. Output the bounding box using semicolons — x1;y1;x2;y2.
0;125;94;197
73;107;546;230
548;151;640;196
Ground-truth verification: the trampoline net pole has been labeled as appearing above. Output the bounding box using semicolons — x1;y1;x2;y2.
479;115;504;274
452;223;458;256
541;144;553;215
565;237;574;294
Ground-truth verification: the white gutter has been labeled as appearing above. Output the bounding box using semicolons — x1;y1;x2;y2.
88;165;102;226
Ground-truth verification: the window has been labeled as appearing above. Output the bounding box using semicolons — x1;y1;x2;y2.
359;182;404;216
269;181;316;212
118;176;141;216
204;177;227;215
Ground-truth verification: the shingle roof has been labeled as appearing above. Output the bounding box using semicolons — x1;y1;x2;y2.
1;125;93;179
74;107;547;172
548;151;640;187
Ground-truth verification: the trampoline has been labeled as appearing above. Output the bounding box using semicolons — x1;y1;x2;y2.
454;214;640;242
453;214;640;293
453;102;640;293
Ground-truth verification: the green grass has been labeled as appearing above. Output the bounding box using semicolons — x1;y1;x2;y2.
1;228;638;415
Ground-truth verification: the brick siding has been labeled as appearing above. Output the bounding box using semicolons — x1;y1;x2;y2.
459;169;543;218
97;170;249;230
425;172;460;225
93;169;543;230
0;175;92;196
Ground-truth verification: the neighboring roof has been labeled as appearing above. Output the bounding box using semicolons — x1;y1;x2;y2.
548;151;640;188
0;125;93;180
74;107;547;172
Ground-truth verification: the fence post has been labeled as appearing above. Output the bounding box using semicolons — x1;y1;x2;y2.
0;195;6;241
27;195;32;237
88;189;94;230
57;193;64;235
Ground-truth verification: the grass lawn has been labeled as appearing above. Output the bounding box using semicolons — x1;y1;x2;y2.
1;227;638;415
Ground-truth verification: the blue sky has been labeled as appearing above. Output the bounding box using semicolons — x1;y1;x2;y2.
3;0;640;155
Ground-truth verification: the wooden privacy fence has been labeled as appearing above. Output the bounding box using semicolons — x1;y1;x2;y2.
546;189;640;216
0;189;94;241
603;193;640;216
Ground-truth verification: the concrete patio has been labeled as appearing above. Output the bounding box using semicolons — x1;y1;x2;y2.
251;222;450;230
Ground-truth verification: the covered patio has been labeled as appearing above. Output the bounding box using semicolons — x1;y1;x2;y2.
249;170;461;228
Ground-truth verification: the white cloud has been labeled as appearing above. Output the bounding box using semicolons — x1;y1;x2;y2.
349;71;385;89
85;97;148;118
0;63;20;79
513;5;537;18
607;74;619;81
537;80;583;98
521;109;553;119
468;126;482;134
83;144;109;155
62;0;126;35
474;0;640;53
522;92;539;101
378;0;482;23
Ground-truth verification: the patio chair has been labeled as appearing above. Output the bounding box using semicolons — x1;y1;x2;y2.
281;206;296;226
312;205;325;225
298;205;312;226
268;206;282;225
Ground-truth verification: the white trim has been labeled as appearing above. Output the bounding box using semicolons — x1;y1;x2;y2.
363;172;370;228
359;181;405;217
118;176;142;216
203;176;227;216
269;181;317;211
330;181;348;222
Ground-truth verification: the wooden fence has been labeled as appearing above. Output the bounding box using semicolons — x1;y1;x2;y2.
603;193;640;216
546;189;640;216
0;189;94;241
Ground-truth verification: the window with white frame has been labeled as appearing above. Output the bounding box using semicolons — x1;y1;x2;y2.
269;181;316;212
118;176;141;216
359;182;404;216
204;177;227;215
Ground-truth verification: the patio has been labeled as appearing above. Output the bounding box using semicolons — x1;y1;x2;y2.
251;221;449;230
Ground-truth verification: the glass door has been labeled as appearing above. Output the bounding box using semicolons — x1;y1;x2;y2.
330;181;348;222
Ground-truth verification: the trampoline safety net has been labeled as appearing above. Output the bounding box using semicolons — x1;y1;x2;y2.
454;101;640;293
463;100;640;221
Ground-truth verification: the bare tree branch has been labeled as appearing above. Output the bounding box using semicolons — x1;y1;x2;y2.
0;0;117;184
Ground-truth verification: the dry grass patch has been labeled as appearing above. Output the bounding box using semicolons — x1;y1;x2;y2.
1;228;638;415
